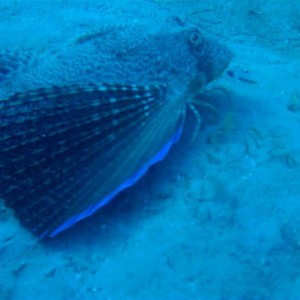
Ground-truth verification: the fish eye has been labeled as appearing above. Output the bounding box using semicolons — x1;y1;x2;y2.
189;30;203;46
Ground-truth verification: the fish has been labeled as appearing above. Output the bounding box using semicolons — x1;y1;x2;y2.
0;22;232;238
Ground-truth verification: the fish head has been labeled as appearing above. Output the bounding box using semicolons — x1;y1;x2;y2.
186;27;232;84
164;26;232;93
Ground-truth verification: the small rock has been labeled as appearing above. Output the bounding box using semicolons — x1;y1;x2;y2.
45;268;57;278
287;92;300;112
13;261;27;276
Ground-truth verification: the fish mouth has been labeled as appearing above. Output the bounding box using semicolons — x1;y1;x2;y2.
215;44;233;76
187;42;232;95
200;41;233;84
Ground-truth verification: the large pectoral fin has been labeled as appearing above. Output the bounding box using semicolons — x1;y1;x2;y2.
0;83;185;238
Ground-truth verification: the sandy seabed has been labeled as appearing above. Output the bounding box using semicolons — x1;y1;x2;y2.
0;1;300;299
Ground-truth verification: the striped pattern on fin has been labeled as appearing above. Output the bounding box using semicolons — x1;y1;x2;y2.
0;83;185;238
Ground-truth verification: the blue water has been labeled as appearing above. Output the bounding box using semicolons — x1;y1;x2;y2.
0;1;300;299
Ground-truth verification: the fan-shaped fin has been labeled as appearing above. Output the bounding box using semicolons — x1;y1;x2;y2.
0;83;185;238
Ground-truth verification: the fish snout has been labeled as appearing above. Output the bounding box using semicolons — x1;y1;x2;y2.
199;38;233;84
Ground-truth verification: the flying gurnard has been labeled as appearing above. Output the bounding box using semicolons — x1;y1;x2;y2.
0;21;232;238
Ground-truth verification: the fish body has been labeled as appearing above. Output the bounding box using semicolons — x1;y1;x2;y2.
0;23;231;99
0;21;232;238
